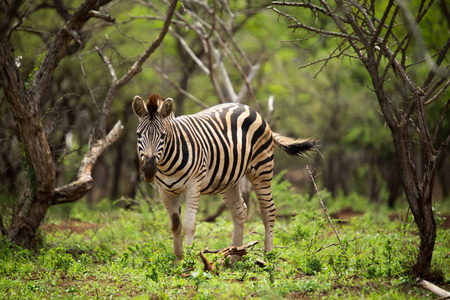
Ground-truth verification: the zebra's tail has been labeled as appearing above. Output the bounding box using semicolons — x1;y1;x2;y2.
272;132;319;158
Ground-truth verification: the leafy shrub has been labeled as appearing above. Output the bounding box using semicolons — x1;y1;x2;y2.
305;254;323;275
38;247;74;271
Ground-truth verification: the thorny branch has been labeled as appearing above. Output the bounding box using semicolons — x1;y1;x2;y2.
299;40;353;79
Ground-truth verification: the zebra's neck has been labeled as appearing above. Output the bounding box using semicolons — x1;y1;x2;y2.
157;117;176;167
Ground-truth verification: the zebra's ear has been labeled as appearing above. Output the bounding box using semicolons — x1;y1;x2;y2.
159;98;174;118
132;96;148;118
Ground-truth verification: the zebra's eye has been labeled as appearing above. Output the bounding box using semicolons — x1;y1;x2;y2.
160;132;166;139
137;132;142;139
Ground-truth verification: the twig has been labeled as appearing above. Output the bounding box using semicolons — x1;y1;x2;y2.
266;95;275;125
268;5;358;41
312;41;352;79
306;165;346;254
95;45;117;83
244;230;262;238
149;62;209;109
78;54;99;111
308;218;317;251
204;216;227;249
314;236;362;254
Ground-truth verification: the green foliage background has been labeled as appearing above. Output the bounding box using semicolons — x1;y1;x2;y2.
0;0;449;297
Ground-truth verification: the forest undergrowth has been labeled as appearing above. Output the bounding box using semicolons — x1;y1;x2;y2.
1;175;449;299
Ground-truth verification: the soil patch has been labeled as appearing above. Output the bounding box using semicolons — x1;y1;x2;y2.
330;207;363;223
40;220;102;234
389;212;450;230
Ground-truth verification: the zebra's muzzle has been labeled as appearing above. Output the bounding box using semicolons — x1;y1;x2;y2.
142;156;157;182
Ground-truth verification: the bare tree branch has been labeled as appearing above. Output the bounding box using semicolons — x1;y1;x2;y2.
268;5;358;41
271;1;331;16
93;0;179;139
0;0;24;38
87;10;115;23
422;38;450;89
433;98;450;146
95;46;117;83
370;0;395;48
150;62;209;109
53;121;123;205
115;0;178;90
423;76;450;106
28;0;115;109
170;28;210;75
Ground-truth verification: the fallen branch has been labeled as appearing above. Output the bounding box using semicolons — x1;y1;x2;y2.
199;251;215;272
200;241;260;271
218;240;259;257
417;278;450;298
202;240;259;256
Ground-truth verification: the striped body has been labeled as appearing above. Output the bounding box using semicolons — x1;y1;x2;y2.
133;94;317;260
152;103;273;195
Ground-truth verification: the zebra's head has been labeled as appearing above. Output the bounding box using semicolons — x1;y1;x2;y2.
132;94;174;182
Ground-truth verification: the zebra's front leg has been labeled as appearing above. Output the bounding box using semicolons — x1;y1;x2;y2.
160;189;183;260
183;185;201;247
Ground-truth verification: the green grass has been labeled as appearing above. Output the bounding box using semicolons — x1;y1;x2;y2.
1;181;449;299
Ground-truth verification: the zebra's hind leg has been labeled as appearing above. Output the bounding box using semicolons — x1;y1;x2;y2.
248;174;276;254
221;183;248;248
160;189;183;260
221;183;248;263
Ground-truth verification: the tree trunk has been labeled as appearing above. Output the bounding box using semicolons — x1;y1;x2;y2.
1;0;176;248
414;199;437;278
392;125;438;279
0;36;56;248
8;194;52;248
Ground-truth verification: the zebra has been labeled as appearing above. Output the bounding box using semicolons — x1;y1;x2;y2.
132;94;318;260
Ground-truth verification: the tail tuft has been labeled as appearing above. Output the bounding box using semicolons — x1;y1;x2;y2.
272;132;319;158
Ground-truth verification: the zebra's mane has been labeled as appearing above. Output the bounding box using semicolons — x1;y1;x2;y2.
146;94;162;117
